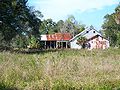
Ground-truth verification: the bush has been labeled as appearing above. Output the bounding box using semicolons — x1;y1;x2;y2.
28;36;40;49
11;35;28;49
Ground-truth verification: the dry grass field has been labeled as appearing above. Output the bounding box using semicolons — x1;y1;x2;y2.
0;48;120;90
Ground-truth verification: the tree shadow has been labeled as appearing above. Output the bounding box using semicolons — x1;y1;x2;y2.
0;47;69;55
8;48;66;55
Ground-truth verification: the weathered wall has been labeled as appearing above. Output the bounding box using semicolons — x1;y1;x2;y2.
70;36;109;50
88;36;109;50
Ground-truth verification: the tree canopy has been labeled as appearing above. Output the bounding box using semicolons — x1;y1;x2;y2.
102;3;120;47
0;0;43;49
0;0;42;40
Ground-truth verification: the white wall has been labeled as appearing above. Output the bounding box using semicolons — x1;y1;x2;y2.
83;29;101;39
70;39;82;49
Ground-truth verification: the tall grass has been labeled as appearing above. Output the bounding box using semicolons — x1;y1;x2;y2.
0;48;120;90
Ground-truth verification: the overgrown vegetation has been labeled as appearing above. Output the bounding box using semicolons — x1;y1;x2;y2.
0;48;120;90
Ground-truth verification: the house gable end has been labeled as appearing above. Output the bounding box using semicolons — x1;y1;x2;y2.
69;27;101;42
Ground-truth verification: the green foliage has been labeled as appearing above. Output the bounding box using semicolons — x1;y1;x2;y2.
40;19;57;34
77;36;87;43
0;33;5;48
115;4;120;24
117;32;120;48
28;36;40;49
77;36;87;48
46;15;86;36
0;0;42;48
10;35;28;49
0;32;11;50
102;4;120;47
64;15;85;36
56;20;64;33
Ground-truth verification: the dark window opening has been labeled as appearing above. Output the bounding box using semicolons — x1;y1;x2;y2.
93;31;95;33
86;31;89;33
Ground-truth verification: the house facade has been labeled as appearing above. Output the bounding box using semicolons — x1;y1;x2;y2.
69;27;110;50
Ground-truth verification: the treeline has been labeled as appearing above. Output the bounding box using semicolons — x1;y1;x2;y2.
0;0;120;50
0;0;85;50
40;15;85;35
102;3;120;47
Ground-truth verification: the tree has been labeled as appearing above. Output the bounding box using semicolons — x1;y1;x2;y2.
56;20;64;33
57;15;85;36
10;35;28;49
40;19;57;34
77;36;87;49
65;15;77;36
0;0;42;49
114;4;120;24
102;14;119;46
0;32;5;48
102;3;120;47
28;35;40;49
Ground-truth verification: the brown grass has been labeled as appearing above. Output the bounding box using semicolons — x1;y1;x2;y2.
0;48;120;90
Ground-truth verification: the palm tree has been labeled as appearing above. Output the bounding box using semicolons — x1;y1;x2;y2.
77;36;87;48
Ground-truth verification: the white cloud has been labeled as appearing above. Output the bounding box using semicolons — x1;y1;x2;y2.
29;0;119;21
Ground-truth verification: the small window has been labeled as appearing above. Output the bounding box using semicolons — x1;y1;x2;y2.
86;31;89;33
93;31;95;33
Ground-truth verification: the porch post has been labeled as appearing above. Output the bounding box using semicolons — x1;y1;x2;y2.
66;42;67;48
56;41;57;48
45;41;46;49
50;41;51;49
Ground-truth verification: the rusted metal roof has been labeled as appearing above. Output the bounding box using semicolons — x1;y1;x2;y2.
46;33;72;41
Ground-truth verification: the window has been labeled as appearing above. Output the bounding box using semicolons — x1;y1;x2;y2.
86;31;89;33
93;31;95;33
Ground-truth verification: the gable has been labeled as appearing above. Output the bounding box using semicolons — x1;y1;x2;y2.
70;27;101;42
83;29;101;39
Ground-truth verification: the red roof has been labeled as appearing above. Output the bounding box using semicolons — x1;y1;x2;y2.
46;33;72;41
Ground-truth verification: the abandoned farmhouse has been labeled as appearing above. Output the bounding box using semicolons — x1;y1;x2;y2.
40;27;110;49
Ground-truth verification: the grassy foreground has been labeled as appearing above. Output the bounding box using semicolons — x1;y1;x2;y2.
0;48;120;90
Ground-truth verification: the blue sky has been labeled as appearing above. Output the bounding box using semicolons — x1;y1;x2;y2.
28;0;119;30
